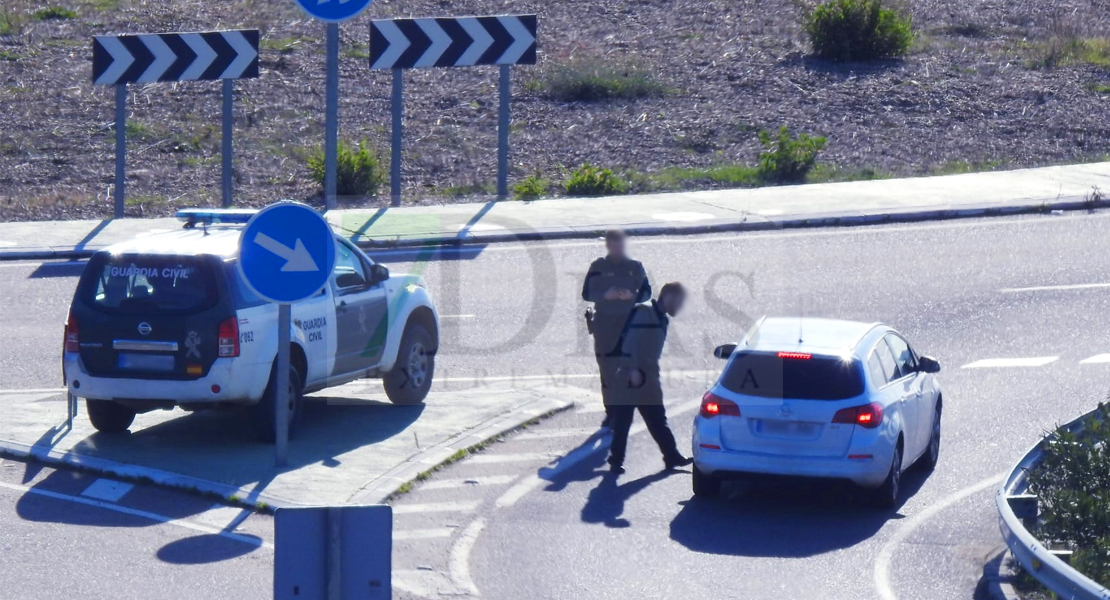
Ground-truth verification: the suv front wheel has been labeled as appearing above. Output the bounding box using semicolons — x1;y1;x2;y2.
384;323;434;405
87;399;136;433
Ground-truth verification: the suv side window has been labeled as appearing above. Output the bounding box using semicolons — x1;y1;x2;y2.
884;333;917;380
870;341;898;386
333;240;369;292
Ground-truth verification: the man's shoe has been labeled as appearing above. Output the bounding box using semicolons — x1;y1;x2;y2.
664;455;694;470
609;463;626;475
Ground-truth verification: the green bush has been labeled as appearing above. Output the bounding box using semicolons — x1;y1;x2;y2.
564;164;629;197
756;126;828;183
308;140;385;199
513;171;550;200
1027;403;1110;587
532;60;667;102
33;6;78;20
806;0;913;62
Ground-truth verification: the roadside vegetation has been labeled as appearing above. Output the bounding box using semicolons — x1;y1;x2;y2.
526;58;668;102
307;140;385;200
1026;403;1110;587
805;0;913;61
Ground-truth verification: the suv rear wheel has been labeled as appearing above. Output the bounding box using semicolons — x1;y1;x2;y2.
251;361;304;443
384;323;434;405
87;399;136;433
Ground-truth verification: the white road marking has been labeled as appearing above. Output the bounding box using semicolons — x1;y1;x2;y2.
80;478;133;502
190;503;253;531
516;428;600;441
419;475;517;491
438;369;717;385
0;388;66;395
394;527;455;541
448;517;485;597
467;452;557;465
392;501;480;515
1079;354;1110;364
873;474;1004;600
1000;282;1110;293
961;357;1059;369
0;261;85;269
0;480;270;549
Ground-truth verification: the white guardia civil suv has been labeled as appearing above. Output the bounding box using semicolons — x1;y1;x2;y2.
63;209;439;442
692;317;943;507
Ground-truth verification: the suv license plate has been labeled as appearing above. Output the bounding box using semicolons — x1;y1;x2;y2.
118;353;174;372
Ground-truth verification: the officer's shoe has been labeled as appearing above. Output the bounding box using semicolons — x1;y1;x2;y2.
664;455;693;470
609;463;626;475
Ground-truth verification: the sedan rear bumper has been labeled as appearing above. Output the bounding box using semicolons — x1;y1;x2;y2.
692;444;893;489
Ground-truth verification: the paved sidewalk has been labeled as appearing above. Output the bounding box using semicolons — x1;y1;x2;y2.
1;162;1107;258
0;382;591;508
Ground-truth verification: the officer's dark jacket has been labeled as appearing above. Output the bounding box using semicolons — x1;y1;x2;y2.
581;256;651;316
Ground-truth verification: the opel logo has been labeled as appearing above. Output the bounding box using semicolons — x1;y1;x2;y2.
137;322;152;336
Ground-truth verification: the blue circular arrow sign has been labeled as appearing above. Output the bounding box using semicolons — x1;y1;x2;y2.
238;202;337;304
292;0;373;23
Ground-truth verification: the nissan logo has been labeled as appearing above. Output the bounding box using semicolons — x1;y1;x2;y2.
137;322;152;336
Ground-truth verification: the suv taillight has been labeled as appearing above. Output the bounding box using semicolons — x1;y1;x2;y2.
64;312;79;353
832;402;884;429
700;391;741;418
218;317;239;358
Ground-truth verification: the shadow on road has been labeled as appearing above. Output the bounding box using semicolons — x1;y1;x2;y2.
669;468;931;558
582;470;677;528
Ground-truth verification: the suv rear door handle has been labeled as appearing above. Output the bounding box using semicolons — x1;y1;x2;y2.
338;300;348;312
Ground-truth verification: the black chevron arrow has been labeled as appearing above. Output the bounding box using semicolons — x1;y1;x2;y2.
159;34;196;82
435;18;471;68
91;38;111;81
200;32;234;80
476;17;512;66
119;35;154;83
395;19;432;69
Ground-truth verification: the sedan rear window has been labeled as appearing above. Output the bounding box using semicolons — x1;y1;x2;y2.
81;254;218;315
720;351;865;401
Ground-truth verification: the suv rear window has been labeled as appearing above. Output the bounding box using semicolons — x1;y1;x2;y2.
720;351;865;400
81;254;218;315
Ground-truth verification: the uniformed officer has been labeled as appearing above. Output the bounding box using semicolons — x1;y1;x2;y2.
581;230;652;427
607;282;693;474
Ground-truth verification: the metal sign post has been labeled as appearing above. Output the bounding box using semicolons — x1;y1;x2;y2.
275;505;392;600
369;15;539;205
92;30;260;216
237;202;337;466
290;0;374;212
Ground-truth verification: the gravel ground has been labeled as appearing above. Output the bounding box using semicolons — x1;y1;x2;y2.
0;0;1108;220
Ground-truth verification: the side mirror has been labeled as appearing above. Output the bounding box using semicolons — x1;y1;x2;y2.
714;343;737;359
370;263;390;285
918;356;942;373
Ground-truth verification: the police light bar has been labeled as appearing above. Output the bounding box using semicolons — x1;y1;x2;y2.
176;209;257;227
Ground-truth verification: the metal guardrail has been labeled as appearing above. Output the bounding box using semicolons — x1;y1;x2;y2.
997;408;1110;600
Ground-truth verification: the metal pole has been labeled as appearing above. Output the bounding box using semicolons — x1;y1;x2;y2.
497;65;510;200
221;78;234;207
325;507;342;600
324;22;339;211
275;303;291;467
390;68;403;207
114;84;126;218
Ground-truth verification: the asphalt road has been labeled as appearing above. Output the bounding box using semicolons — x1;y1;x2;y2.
2;211;1110;599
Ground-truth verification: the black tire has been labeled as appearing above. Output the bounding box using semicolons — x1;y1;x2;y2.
919;403;941;472
251;361;304;443
384;323;435;405
86;399;136;433
872;443;903;509
692;466;722;497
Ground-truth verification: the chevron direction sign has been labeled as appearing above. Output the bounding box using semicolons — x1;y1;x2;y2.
370;16;537;70
93;30;259;86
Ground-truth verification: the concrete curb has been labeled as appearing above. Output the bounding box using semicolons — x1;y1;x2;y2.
349;394;574;505
0;393;574;511
2;194;1106;260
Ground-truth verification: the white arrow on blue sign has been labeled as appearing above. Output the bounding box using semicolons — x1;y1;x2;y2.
238;202;337;304
292;0;373;23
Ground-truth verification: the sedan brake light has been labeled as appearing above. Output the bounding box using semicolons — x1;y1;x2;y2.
700;391;741;418
64;312;79;353
217;317;240;358
832;402;884;429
